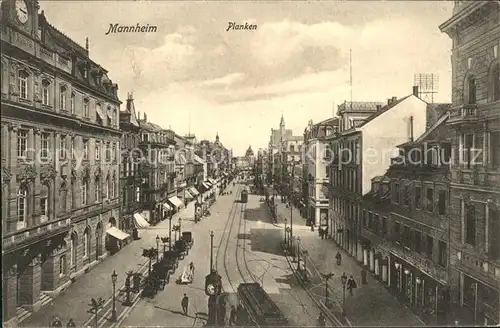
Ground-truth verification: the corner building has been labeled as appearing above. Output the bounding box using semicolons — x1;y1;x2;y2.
440;1;500;325
1;1;122;325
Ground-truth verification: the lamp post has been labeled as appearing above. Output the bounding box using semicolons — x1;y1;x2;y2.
210;231;214;272
111;270;118;322
169;215;172;251
297;236;301;269
321;272;335;309
289;201;294;260
124;270;133;306
341;272;347;315
178;218;182;236
284;218;288;245
156;235;160;262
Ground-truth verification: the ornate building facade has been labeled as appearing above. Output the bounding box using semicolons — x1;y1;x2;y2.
1;0;121;325
440;1;500;325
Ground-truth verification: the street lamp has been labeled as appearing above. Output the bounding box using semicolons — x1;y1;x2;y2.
111;270;118;322
284;218;288;245
297;237;301;269
341;272;347;315
321;272;335;309
156;235;160;262
210;231;214;272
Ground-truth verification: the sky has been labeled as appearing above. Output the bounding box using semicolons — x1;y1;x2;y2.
39;0;454;156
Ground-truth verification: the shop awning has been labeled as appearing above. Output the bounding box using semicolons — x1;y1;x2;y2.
204;180;212;186
133;213;150;228
163;203;172;211
168;196;184;209
208;178;217;185
106;227;130;240
189;187;200;196
202;182;211;190
184;190;194;199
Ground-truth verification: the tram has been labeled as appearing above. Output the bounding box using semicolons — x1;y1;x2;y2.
241;189;248;203
236;283;288;326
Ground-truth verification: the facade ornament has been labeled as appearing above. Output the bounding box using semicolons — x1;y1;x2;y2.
29;254;42;267
8;123;20;132
34;127;42;135
94;166;101;178
80;164;91;180
17;164;37;182
2;165;12;182
6;264;18;278
40;165;57;183
71;168;77;179
463;195;472;206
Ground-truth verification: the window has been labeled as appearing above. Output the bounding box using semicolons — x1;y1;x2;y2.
414;186;422;209
59;135;66;160
60;183;67;212
83;139;88;160
135;186;140;202
96;103;102;122
467;76;476;104
83;99;89;118
81;179;88;205
489;62;500;102
95;141;100;160
403;225;411;249
142;133;149;142
403;185;410;206
394;183;400;203
59;86;67;110
105;176;109;199
393;221;401;243
438;190;447;215
111;176;116;198
426;188;434;212
17;130;28;158
71;137;75;160
414;231;422;254
18;70;29;99
491;132;500;168
290;144;295;153
106;142;111;161
111;143;116;161
438;240;447;267
382;217;387;236
42;80;50;105
40;184;49;217
465;203;476;245
70;92;75;114
426;235;434;258
490;207;499;260
95;177;100;202
17;186;28;224
70;233;77;268
83;229;89;258
59;255;66;277
41;133;49;159
463;133;474;168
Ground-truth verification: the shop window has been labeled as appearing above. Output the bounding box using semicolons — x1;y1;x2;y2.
465;203;476;246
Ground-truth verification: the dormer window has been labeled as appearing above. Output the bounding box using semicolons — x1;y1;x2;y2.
42;79;51;105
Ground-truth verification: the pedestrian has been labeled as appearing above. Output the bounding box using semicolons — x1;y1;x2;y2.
229;305;237;325
181;293;189;315
361;267;368;285
66;318;76;328
317;311;326;327
51;316;62;328
335;251;342;265
347;275;357;296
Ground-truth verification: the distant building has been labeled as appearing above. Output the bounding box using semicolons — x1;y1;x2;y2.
440;1;500;325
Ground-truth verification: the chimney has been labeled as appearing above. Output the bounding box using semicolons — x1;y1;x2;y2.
409;116;414;141
144;113;147;122
137;111;140;119
413;86;419;97
376;105;382;111
392;96;397;102
85;37;89;52
387;98;392;105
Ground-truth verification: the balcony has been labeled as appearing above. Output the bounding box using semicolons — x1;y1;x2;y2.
3;217;71;253
451;167;500;187
447;104;479;126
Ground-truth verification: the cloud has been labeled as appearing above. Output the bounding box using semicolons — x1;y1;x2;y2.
200;73;246;88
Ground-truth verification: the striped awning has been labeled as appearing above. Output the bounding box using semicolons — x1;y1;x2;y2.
189;187;200;196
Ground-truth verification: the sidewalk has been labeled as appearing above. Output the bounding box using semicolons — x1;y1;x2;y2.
21;207;194;328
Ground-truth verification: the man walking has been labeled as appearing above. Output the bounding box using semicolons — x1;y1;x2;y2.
347;275;357;296
181;294;189;315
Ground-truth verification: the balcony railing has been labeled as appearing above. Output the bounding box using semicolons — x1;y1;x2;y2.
448;104;479;124
3;217;71;250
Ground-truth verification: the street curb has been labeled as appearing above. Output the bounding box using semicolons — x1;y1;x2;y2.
283;250;349;327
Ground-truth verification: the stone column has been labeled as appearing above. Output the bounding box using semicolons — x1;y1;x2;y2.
382;263;388;283
3;264;19;325
357;240;363;262
370;250;375;272
374;258;380;276
363;248;368;266
19;254;42;312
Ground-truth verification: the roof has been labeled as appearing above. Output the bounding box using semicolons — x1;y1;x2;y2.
356;96;411;128
426;103;452;130
138;120;162;132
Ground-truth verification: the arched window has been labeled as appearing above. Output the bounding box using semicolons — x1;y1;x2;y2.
105;175;110;199
18;70;29;99
83;227;90;258
70;232;78;268
466;75;477;105
40;183;49;220
59;85;67;110
70;92;75;114
488;62;500;102
465;203;476;246
83;98;89;118
81;178;88;205
17;185;28;229
95;176;100;202
42;79;51;105
111;175;116;198
60;182;67;212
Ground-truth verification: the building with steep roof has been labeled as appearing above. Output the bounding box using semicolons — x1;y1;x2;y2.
440;1;500;325
326;86;448;267
1;1;124;324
